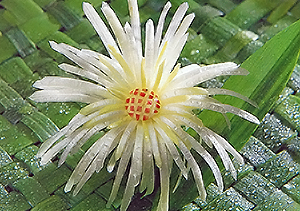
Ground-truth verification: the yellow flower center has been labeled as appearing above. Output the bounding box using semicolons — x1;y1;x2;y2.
125;88;161;121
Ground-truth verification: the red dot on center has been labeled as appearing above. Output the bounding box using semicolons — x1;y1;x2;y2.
125;88;161;121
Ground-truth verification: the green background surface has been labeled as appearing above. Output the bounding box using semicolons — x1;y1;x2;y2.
1;0;300;210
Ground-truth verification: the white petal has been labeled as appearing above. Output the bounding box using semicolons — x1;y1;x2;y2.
182;96;259;125
123;22;141;85
157;136;170;211
115;120;138;160
30;90;98;103
75;50;117;81
58;128;89;166
40;133;73;165
128;0;142;57
31;76;117;103
97;53;130;85
73;157;98;195
207;88;258;107
205;128;244;165
159;116;221;191
168;62;248;90
188;135;223;191
140;137;154;195
80;99;121;115
69;123;107;155
144;19;155;85
178;140;206;200
69;112;123;157
96;128;122;173
33;77;109;96
184;97;227;113
147;121;162;168
82;2;121;56
107;135;135;207
107;150;117;173
161;87;208;100
171;113;214;148
86;110;126;128
66;124;126;194
154;1;172;56
154;120;188;179
79;125;124;178
199;128;237;179
171;13;195;44
36;112;101;159
36;125;69;159
58;63;108;85
120;123;143;210
101;2;127;54
160;33;189;87
49;42;111;83
159;13;194;78
160;2;188;48
221;104;260;124
131;123;143;186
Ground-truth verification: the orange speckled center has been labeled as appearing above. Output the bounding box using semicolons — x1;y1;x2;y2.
125;88;161;121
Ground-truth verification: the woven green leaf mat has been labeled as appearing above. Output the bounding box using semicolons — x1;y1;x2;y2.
1;0;300;210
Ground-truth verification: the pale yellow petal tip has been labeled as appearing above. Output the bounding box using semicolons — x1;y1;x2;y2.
101;1;108;8
48;40;57;50
253;116;260;125
82;2;91;7
64;181;73;193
